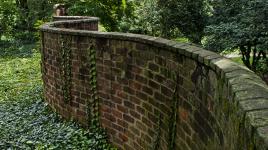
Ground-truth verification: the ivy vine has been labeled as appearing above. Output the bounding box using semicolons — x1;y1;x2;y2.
40;32;47;76
151;71;180;150
59;35;72;103
152;113;162;150
86;46;115;149
168;73;179;150
87;46;101;129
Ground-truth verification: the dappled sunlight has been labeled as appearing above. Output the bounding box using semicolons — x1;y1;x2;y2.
0;45;41;102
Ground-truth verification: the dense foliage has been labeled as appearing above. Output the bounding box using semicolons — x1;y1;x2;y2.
118;0;162;36
0;0;17;39
0;0;54;42
0;41;115;149
158;0;208;44
116;0;208;43
61;0;133;31
205;0;268;76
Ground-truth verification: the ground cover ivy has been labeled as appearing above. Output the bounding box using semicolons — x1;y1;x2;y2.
0;41;116;150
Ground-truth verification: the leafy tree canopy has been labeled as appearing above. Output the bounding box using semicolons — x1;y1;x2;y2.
205;0;268;71
0;0;18;38
158;0;209;44
63;0;134;31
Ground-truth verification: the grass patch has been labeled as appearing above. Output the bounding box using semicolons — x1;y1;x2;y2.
0;41;115;149
173;37;189;43
230;57;244;65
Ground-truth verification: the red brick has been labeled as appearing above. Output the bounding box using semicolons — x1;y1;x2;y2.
111;95;122;104
117;105;128;113
123;114;135;123
119;133;128;142
148;80;160;90
129;81;142;90
117;119;128;128
130;110;141;120
124;100;135;109
101;105;111;113
112;123;124;132
142;117;152;128
136;75;148;84
103;113;116;122
136;106;145;115
112;109;122;119
130;96;141;105
142;86;153;95
117;91;128;99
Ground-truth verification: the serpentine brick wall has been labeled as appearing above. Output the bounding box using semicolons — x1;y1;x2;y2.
40;16;268;150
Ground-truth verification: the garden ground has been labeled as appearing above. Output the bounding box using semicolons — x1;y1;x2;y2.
0;41;115;150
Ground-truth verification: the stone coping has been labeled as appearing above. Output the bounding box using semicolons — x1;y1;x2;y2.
40;16;268;148
49;16;99;26
53;16;99;20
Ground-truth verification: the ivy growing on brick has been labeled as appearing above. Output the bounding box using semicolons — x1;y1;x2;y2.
87;46;100;129
168;73;179;150
152;113;162;150
40;32;47;76
59;35;72;103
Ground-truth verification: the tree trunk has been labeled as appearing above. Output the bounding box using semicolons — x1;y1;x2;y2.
252;45;257;71
240;45;252;69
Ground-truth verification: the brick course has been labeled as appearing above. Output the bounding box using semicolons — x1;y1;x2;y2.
40;16;268;150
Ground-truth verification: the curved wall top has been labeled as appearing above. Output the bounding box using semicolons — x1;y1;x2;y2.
40;16;268;150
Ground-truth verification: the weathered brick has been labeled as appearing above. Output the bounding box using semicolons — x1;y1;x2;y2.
117;105;128;113
117;119;128;128
119;133;128;142
136;91;148;100
123;114;135;123
130;96;141;105
130;110;141;120
112;123;124;132
144;70;154;79
142;102;153;112
136;43;147;51
125;71;135;80
117;91;128;99
161;85;173;97
148;63;160;72
136;106;145;115
129;126;140;136
42;19;268;150
154;92;166;101
155;56;166;66
154;74;165;83
142;86;153;95
136;75;148;85
148;80;160;90
129;81;142;90
136;58;147;67
101;105;111;113
124;86;135;95
112;109;123;119
70;101;79;108
124;101;135;109
132;65;143;74
142;117;152;128
111;95;122;104
136;121;147;131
